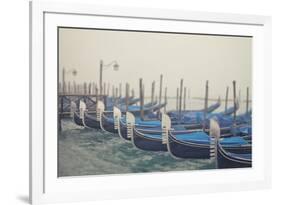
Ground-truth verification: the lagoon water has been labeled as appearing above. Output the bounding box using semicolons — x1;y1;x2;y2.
58;118;215;177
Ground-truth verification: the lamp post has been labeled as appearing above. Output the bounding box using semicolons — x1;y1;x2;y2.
62;67;77;94
99;60;119;98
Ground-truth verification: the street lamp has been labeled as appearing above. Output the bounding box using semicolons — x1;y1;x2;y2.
62;67;77;94
99;60;119;96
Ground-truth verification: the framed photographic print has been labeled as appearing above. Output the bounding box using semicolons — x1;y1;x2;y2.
30;1;271;204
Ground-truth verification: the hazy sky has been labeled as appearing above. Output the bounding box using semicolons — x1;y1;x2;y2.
59;28;252;100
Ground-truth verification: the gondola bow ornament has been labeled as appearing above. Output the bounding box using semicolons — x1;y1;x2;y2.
126;112;135;139
162;113;171;144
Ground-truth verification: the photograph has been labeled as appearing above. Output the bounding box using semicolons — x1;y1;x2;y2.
57;27;252;177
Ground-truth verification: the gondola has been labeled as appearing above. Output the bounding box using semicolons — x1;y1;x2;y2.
167;97;221;118
73;111;84;126
166;130;251;159
71;101;85;127
163;115;251;159
81;100;161;130
113;104;251;142
116;114;162;141
217;145;252;168
123;112;251;153
209;119;252;168
100;102;164;133
70;100;97;128
172;100;240;124
60;96;97;115
125;112;167;151
105;96;135;110
70;95;141;127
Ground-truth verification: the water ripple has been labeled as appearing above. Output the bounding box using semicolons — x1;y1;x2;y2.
58;119;214;177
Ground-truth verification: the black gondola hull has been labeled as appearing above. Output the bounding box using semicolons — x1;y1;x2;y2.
168;134;210;159
217;144;252;168
84;113;101;129
73;112;84;126
132;129;167;151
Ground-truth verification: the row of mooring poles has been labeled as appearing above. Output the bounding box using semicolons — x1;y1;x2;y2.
60;80;140;100
139;76;165;120
59;81;101;95
60;81;145;101
225;84;250;116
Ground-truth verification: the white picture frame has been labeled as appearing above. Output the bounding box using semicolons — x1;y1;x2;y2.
30;1;272;204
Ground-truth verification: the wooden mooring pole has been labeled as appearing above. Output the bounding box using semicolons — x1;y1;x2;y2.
188;88;191;110
88;82;92;94
233;81;237;127
73;81;77;94
183;87;187;111
83;82;87;95
225;86;229;113
92;83;96;95
94;87;98;110
103;82;106;96
151;81;155;104
125;83;129;112
119;83;122;98
159;74;163;106
203;80;209;132
246;87;249;115
107;83;110;96
99;60;103;97
68;81;71;94
164;87;167;113
112;85;115;98
179;79;183;121
176;88;179;112
59;82;62;94
115;87;118;105
131;89;135;98
139;78;144;119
